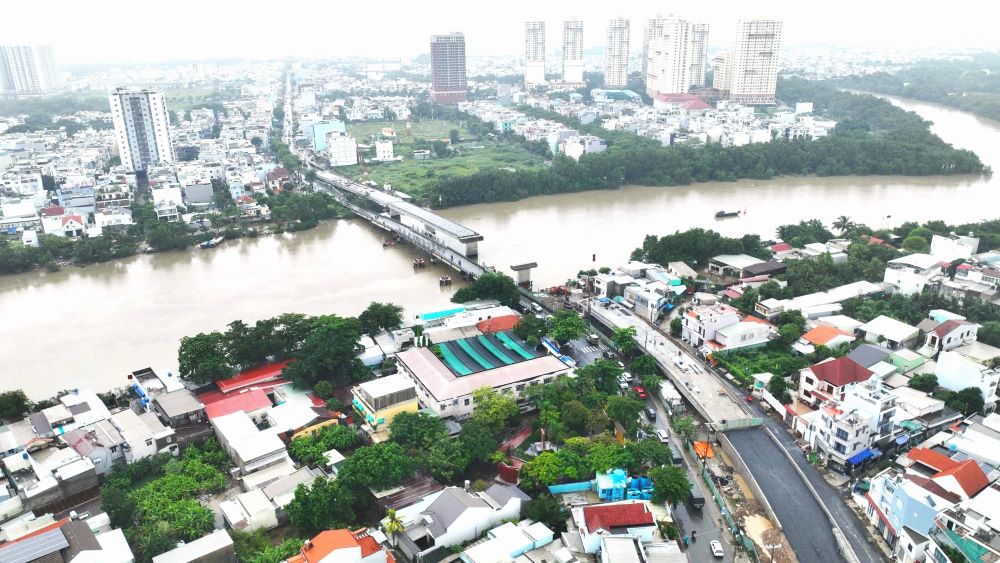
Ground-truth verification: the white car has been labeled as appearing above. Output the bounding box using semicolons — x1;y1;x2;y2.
618;379;629;390
621;371;633;383
656;429;670;443
617;361;626;369
710;540;724;558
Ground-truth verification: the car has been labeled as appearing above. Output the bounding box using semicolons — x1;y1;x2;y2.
621;371;633;383
618;380;629;390
656;429;670;443
634;385;647;399
531;303;544;314
617;361;625;369
710;540;724;558
645;407;657;421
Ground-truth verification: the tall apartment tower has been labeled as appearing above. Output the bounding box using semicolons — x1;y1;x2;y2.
430;32;468;104
524;21;546;87
562;19;584;84
727;20;783;105
641;17;668;86
108;88;174;171
645;18;710;97
604;18;630;88
0;44;61;95
712;53;730;92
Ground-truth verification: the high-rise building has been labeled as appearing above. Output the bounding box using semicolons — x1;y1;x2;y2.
644;18;710;97
430;33;467;104
641;17;668;86
524;21;546;87
562;19;584;84
605;18;630;88
0;44;61;95
108;88;174;172
726;20;783;105
712;52;730;92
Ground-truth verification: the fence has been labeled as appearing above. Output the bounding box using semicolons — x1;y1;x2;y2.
697;454;761;562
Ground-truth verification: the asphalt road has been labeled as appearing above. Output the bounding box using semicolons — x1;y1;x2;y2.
726;428;844;562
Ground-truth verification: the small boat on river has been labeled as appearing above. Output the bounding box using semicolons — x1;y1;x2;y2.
715;210;741;218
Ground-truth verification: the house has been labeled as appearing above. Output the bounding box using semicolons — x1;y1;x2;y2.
152;389;206;427
755;281;884;320
286;528;394;563
935;351;1000;409
930;233;979;262
798;357;874;407
807;379;898;474
859;316;920;351
883;254;943;296
152;529;236;563
741;260;787;278
847;344;892;369
203;388;273;424
923;320;979;356
572;501;657;554
109;409;178;462
864;466;962;551
394;484;529;562
215;360;290;394
706;318;774;353
351;374;419;439
459;520;554;563
0;518;134;563
41;212;86;238
221;488;278;531
925;483;1000;563
211;410;290;477
129;367;184;405
680;303;741;349
666;261;697;280
792;325;856;355
707;254;765;278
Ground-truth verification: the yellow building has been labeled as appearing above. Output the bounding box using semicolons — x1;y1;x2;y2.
351;373;419;439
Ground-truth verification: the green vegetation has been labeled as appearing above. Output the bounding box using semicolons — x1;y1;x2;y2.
649;465;692;505
0;390;30;419
767;375;793;404
549;309;587;343
452;272;522;308
936;387;986;416
908;373;938;393
523;494;570;533
514;314;547;345
519;433;675;489
287;425;360;467
231;530;302;563
631;229;771;268
263;190;351;231
358;301;404;337
714;346;812;385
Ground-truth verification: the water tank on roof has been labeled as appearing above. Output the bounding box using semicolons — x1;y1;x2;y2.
21;452;28;460
949;443;958;452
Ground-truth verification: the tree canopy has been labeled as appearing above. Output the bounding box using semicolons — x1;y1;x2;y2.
451;272;522;308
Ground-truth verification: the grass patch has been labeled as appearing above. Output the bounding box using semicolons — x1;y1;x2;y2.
348;119;464;144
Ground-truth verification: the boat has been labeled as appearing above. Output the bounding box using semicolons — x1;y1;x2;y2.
382;238;396;248
439;275;452;286
199;236;225;249
715;210;741;218
413;258;426;268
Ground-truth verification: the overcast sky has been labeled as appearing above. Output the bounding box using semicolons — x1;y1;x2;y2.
9;0;1000;65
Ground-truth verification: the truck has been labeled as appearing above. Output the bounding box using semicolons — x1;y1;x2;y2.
659;381;685;414
688;481;706;509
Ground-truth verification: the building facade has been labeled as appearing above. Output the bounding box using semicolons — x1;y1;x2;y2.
562;19;584;84
0;44;60;95
726;20;783;105
524;21;546;87
108;88;175;171
430;33;468;104
604;19;630;88
644;18;709;97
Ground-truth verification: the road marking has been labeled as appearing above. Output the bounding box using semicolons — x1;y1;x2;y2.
581;345;598;353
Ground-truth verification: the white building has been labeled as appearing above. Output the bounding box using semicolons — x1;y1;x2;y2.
641;17;668;88
375;140;394;162
930;233;980;262
560;135;607;161
562;19;584;84
0;44;61;95
712;52;730;92
858;316;920;351
883;253;943;296
644;18;709;97
108;88;174;171
808;380;897;474
680;303;742;349
327;133;358;167
524;21;546;87
605;18;630;88
726;20;783;105
935;350;1000;409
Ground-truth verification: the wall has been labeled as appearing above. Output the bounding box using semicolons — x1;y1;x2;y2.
716;432;783;530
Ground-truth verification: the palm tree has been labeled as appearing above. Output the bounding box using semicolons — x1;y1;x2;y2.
832;215;856;236
384;508;404;547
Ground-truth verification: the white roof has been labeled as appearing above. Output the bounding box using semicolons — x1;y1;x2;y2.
870;361;898;378
889;253;941;270
152;530;233;563
67;528;134;563
964;485;1000;529
357;373;415;399
860;316;919;342
712;254;765;270
324;448;346;466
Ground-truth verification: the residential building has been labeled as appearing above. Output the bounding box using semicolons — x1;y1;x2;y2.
152;389;205;427
395;333;570;419
755;280;885;320
926;484;1000;563
605;19;630;88
707;253;765;277
310;120;347;152
211;410;290;476
108;88;174;171
0;44;61;95
327;133;359;166
562;19;585;84
286;528;394;563
572;501;657;554
560;135;607;161
680;303;741;348
152;529;236;563
460;520;554;562
792;325;856;355
712;52;730;92
644;18;709;97
641;17;668;87
924;319;980;356
524;21;546;87
798;356;873;407
883;253;943;296
430;33;467;104
726;20;783;105
930;233;980;262
0;518;133;563
375;140;394;161
935;350;1000;409
859;316;920;350
351;373;419;437
808;379;897;474
864;464;963;551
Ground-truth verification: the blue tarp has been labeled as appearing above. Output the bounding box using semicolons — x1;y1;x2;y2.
848;448;877;465
895;434;910;445
598;297;611;303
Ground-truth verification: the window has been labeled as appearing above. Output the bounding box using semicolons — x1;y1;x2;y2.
464;398;470;406
836;428;849;440
145;439;153;446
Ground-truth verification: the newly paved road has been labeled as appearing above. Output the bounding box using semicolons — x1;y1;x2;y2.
727;428;844;562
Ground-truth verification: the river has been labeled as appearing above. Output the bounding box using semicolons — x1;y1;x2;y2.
2;95;998;399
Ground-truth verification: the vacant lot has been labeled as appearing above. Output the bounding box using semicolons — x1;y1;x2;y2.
348;119;463;144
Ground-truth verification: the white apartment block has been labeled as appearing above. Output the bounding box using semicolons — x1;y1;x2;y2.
0;44;61;95
883;253;943;296
524;21;546;87
109;88;175;171
681;303;741;349
605;19;630;88
327;133;359;167
563;19;584;84
935;350;1000;408
560;135;607;161
712;52;730;92
375;140;394;161
642;17;668;86
930;233;980;262
727;20;783;105
644;18;709;97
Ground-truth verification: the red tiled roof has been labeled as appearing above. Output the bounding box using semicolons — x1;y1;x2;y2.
583;503;654;533
356;535;380;558
477;315;520;334
933;460;989;497
770;242;792;252
906;474;961;504
40;206;65;217
722;289;743;299
802;325;853;346
957;264;973;270
61;214;83;226
216;360;291;394
204;388;272;420
655;93;712;111
741;315;773;327
906;447;959;472
809;357;872;387
933;319;972;338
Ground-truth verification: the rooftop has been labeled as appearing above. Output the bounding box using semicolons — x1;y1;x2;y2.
153;389;204;419
151;530;233;563
889;253;943;270
387;200;482;241
860;315;919;342
808;357;873;387
203;388;272;420
711;254;765;270
802;325;853;346
215;360;291;394
582;502;655;534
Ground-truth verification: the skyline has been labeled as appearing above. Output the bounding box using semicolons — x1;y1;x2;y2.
6;0;1000;66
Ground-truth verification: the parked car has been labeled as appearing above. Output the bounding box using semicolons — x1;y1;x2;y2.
531;303;544;314
617;361;625;369
645;407;657;421
621;371;633;383
634;386;647;399
618;379;629;390
710;540;724;557
656;429;669;443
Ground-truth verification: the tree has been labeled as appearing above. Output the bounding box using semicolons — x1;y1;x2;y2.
832;215;856;236
672;416;697;441
287;477;356;535
288;425;360;467
145;223;191;251
649;465;692;505
908;373;938;393
337;442;416;490
561;400;595;436
313;380;333;399
979;321;1000;348
250;136;263;150
514;314;547;345
246;539;303;563
177;332;235;384
230;529;271;563
942;387;985;416
605;396;644;434
389;411;448;452
224;319;269;369
629;354;658;377
0;390;30;419
612;326;639;356
778;323;802;346
283;315;364;388
384;509;405;547
549;309;587;343
767;375;792;404
523;494;570;533
358;302;404;337
460;418;499;462
670;317;682;336
432;139;449;157
451;272;521;308
472;387;519;431
902;235;929;252
449;129;461;144
424;438;470;482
